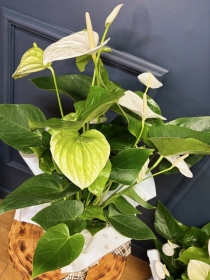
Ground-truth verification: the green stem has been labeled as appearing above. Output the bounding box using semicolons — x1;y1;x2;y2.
144;165;174;181
48;66;64;118
135;119;145;146
146;155;164;174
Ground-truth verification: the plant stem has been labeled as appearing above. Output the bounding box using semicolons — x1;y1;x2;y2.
135;119;145;146
146;155;164;174
48;66;64;118
144;165;174;180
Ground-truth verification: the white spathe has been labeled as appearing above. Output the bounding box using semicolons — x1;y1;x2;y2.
147;249;161;280
138;72;163;89
155;261;170;279
43;31;110;65
105;4;124;27
164;154;193;178
187;260;210;280
118;90;166;120
162;241;179;256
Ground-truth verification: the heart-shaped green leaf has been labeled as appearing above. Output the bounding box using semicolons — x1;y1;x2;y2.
80;205;106;221
109;148;153;185
149;137;210;156
179;227;208;249
88;160;111;197
31;74;92;102
177;247;210;265
106;205;155;240
50;129;110;189
75;86;124;123
154;201;183;240
12;43;51;79
0;173;79;214
32;200;85;233
0;104;46;153
31;223;85;279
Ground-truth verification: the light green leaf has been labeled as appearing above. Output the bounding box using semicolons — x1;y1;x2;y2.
106;205;155;240
31;74;92;102
201;222;210;236
168;117;210;132
154;201;183;240
80;205;106;221
0;104;46;153
50;129;110;189
112;197;141;215
124;187;155;209
12;43;51;79
178;247;210;265
0;173;79;214
88;160;111;197
149;137;210;156
32;200;85;234
31;224;84;279
75;86;124;123
187;260;210;280
109;148;153;185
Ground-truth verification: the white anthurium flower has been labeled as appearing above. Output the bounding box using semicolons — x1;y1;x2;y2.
164;154;193;178
105;4;124;27
155;261;170;279
162;240;180;256
187;260;210;280
43;30;110;65
118;90;166;120
138;72;163;89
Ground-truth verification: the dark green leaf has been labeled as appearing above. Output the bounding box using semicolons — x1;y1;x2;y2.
181;273;190;280
179;227;208;249
32;200;85;234
112;196;141;215
154;201;183;240
75;86;124;123
30;74;92;102
0;104;46;153
80;205;106;221
86;220;107;235
124;187;155;209
177;247;210;265
92;124;136;150
30;146;54;174
106;205;155;240
109;148;153;185
31;224;85;278
29;118;83;132
0;173;80;214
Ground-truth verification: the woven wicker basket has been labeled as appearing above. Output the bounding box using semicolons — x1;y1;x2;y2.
8;220;130;280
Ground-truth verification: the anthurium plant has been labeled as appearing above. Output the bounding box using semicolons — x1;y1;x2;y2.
0;4;210;279
153;201;210;280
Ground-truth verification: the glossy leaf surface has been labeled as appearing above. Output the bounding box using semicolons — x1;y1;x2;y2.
112;196;140;215
80;205;106;221
32;224;84;278
50;130;110;189
178;247;210;265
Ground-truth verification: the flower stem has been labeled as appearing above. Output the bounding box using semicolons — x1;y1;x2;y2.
146;155;164;174
144;165;174;180
48;66;64;118
135;119;145;146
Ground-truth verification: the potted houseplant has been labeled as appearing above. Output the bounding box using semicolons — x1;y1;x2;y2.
148;201;210;280
1;4;210;279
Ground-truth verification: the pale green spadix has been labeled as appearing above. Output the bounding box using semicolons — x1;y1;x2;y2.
50;129;110;189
